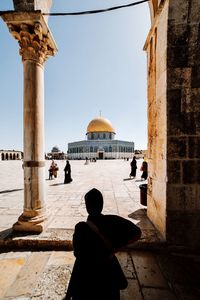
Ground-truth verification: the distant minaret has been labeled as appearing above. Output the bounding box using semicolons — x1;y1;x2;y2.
99;110;102;117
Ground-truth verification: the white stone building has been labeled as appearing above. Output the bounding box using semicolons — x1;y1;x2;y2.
68;116;134;160
0;150;23;161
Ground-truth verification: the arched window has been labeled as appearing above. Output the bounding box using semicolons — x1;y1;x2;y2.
90;146;93;152
109;146;112;152
103;133;106;139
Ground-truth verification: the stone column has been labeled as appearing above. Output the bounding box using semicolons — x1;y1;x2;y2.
1;12;57;232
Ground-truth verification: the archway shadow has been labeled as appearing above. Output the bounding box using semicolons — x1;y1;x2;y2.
50;183;64;186
127;209;164;244
0;188;23;194
128;208;147;222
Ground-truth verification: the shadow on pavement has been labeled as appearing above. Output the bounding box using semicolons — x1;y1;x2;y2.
0;188;23;194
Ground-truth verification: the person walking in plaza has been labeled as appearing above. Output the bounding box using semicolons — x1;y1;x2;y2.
49;159;59;179
65;188;141;300
64;160;72;184
48;160;55;180
130;156;137;179
141;159;148;180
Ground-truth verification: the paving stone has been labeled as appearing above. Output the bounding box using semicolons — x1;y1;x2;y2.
5;252;51;297
173;284;200;300
0;257;26;298
142;287;177;300
31;265;71;300
47;251;75;267
116;252;136;279
131;251;168;288
121;279;143;300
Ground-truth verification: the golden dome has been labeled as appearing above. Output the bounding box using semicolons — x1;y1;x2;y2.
87;117;115;133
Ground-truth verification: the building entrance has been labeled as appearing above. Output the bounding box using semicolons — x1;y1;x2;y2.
98;152;104;159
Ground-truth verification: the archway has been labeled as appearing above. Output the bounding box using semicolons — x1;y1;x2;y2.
0;0;199;249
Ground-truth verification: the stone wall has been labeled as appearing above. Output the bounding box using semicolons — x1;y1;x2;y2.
166;0;200;247
145;0;168;239
146;0;200;248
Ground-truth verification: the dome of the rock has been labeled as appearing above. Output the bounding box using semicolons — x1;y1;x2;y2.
87;117;115;133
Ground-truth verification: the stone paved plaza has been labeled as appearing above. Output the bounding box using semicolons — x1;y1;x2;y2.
0;159;147;231
0;160;200;300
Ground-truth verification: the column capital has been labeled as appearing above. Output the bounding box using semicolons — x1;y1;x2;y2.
1;11;57;64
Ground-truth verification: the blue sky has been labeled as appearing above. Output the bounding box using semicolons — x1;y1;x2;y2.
0;0;150;153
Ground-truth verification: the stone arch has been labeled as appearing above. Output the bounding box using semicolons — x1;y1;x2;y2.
1;153;5;160
5;153;8;160
145;0;200;248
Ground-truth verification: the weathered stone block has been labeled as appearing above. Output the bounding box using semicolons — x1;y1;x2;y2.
168;111;196;135
167;68;191;89
168;45;188;68
168;137;187;159
167;184;197;211
168;1;190;24
182;160;200;184
181;88;200;113
191;66;200;88
168;24;190;47
167;89;182;115
167;211;200;248
13;0;52;13
189;136;200;158
188;0;200;22
167;185;185;211
167;160;181;184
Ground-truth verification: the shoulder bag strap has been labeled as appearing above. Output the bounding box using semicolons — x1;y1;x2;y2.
86;220;112;252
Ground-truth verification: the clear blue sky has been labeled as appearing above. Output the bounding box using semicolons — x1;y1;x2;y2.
0;0;150;153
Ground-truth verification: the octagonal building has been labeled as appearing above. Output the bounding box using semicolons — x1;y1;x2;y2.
67;116;134;159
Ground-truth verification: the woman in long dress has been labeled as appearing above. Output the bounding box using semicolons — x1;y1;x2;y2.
130;156;137;178
64;160;72;184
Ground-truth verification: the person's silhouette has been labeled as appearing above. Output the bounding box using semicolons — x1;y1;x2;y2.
65;188;141;300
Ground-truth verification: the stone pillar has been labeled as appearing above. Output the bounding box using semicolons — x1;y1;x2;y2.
1;12;57;232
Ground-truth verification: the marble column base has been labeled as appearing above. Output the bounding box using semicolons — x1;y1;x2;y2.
13;210;47;233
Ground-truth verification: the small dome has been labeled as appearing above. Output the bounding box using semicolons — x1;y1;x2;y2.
87;117;115;133
51;146;60;153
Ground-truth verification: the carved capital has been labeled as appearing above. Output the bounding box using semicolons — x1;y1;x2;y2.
8;22;55;64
